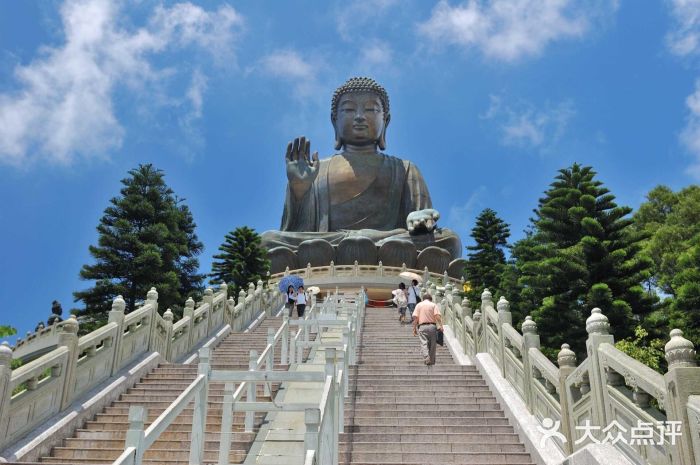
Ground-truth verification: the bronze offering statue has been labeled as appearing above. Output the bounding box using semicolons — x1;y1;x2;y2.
262;77;464;275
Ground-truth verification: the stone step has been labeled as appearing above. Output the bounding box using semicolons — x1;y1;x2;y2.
84;420;255;432
49;447;246;462
73;429;255;442
338;451;533;463
338;442;527;453
94;411;265;422
347;403;501;412
343;424;515;434
345;416;508;426
339;432;522;443
63;437;251;451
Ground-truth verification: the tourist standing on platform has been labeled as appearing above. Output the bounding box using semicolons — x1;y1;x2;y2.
407;279;420;323
393;282;408;323
295;285;308;318
412;294;442;365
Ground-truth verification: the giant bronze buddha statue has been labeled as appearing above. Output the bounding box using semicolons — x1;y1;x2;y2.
262;77;465;276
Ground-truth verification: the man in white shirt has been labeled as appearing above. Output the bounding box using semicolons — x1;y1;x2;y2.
295;286;307;318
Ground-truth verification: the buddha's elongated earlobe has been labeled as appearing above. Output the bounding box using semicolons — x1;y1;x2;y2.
378;114;390;151
334;129;343;150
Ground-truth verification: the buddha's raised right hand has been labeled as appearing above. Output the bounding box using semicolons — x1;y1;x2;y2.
286;136;320;199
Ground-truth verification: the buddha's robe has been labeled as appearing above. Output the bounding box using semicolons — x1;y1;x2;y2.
261;153;461;259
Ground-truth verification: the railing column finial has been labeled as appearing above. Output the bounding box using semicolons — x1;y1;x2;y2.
664;329;700;465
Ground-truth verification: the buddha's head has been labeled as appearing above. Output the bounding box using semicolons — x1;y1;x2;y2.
331;77;391;151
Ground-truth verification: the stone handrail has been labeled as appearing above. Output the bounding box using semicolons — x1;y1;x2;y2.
271;262;462;288
12;321;66;362
111;289;364;465
441;287;700;465
1;279;279;451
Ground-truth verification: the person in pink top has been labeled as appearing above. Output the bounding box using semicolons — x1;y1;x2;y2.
411;294;442;365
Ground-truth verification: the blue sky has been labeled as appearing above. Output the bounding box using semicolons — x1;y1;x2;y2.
1;0;699;342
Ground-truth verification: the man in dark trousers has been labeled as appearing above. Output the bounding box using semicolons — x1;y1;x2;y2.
412;293;442;365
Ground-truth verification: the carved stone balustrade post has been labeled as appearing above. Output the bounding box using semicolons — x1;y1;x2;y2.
226;297;235;328
0;342;13;442
238;290;247;330
250;282;258;320
203;288;214;334
473;310;483;354
480;288;493;312
664;329;700;465
184;297;195;349
144;287;159;355
462;297;472;318
585;308;614;432
521;316;540;411
162;309;174;361
422;266;430;285
58;315;79;409
496;296;512;377
108;295;126;376
557;343;577;453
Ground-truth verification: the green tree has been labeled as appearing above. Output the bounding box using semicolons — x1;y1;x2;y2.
615;326;665;372
210;226;270;302
516;164;655;358
668;236;700;351
498;232;540;328
0;325;16;338
633;185;700;349
74;164;204;329
634;185;700;296
464;208;510;303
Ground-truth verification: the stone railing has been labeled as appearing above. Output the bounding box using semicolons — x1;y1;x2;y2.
271;261;462;289
0;280;283;451
113;290;365;465
439;286;700;465
12;322;67;363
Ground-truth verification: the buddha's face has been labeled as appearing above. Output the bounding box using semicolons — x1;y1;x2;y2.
335;92;386;149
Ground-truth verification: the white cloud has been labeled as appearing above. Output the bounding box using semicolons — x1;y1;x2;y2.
666;0;700;57
336;0;400;41
417;0;618;62
680;81;700;178
361;41;393;67
665;1;700;178
0;0;243;167
447;186;488;233
481;95;575;150
258;50;322;99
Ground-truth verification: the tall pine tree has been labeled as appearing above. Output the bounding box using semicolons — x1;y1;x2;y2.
464;208;510;303
210;226;270;302
515;164;655;358
74;164;204;327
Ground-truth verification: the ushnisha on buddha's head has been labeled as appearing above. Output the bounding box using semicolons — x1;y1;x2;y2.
331;77;391;152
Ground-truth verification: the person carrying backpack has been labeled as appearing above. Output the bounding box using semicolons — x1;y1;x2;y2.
393;282;409;323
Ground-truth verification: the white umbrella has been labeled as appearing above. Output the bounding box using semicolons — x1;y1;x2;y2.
399;271;422;283
308;286;321;295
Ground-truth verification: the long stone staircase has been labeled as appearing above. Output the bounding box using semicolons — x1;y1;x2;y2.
340;307;534;465
35;316;288;465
